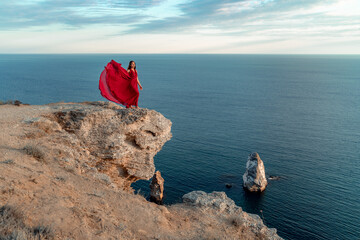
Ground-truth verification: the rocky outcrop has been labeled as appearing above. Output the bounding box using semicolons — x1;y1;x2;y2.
20;101;172;190
182;191;282;240
183;191;239;213
243;152;268;192
149;170;164;204
0;101;283;239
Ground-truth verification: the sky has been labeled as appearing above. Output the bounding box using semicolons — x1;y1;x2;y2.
0;0;359;54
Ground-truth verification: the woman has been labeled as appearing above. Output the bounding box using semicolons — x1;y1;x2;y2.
126;61;143;108
99;60;143;108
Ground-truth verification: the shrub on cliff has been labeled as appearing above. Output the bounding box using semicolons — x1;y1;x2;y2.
23;145;46;163
0;205;53;240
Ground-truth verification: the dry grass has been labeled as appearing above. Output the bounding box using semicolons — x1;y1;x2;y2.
230;215;244;227
229;215;269;240
23;144;46;163
0;205;54;240
24;131;46;139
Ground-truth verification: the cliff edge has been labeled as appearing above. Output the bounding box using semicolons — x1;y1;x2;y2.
0;101;282;239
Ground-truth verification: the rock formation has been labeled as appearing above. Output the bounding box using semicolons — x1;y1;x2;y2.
20;101;172;190
243;152;268;192
269;175;281;180
149;170;164;204
182;191;282;239
183;191;239;213
0;101;282;239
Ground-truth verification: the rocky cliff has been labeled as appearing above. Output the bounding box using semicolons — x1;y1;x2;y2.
0;101;282;239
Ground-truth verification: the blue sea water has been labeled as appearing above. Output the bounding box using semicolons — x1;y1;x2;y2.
0;54;359;240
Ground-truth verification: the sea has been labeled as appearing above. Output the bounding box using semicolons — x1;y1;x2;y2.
0;54;359;240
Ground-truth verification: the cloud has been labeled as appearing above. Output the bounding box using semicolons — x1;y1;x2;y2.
0;0;359;53
0;0;166;30
124;0;359;35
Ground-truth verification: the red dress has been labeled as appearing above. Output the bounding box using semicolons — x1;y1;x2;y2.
99;60;139;107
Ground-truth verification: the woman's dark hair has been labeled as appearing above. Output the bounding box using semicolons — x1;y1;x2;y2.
127;60;136;70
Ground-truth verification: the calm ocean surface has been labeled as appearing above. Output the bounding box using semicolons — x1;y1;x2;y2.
0;54;359;239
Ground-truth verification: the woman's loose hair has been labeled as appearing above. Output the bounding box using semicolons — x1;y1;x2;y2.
127;60;136;70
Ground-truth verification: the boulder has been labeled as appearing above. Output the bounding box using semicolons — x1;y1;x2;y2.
243;152;268;192
182;190;240;213
182;191;282;239
149;170;164;204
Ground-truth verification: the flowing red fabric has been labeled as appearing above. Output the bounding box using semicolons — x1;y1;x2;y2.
99;60;139;107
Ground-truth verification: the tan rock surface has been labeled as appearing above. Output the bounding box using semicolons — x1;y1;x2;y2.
0;101;282;239
243;152;268;192
150;170;164;204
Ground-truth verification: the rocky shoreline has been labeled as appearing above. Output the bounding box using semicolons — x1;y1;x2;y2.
0;101;282;239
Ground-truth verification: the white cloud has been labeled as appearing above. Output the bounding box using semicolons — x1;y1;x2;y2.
217;0;275;14
0;0;359;53
311;0;360;17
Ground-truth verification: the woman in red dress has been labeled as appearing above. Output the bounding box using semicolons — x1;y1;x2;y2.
99;60;143;108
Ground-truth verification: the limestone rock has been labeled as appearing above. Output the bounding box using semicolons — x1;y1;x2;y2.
182;190;240;213
22;101;172;190
181;191;283;240
149;170;164;204
0;101;284;239
243;152;268;192
269;175;281;180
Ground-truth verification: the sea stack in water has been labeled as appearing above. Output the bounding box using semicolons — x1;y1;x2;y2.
243;152;268;192
149;170;164;204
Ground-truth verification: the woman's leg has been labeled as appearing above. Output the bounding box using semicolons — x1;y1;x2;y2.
134;93;139;108
125;92;139;109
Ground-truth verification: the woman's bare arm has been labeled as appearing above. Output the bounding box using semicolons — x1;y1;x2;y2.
137;76;143;90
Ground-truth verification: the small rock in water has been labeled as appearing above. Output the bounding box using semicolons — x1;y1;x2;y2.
242;152;268;192
225;183;232;188
269;175;281;180
149;170;164;204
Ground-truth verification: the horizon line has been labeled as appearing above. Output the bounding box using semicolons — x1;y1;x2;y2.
1;53;360;55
